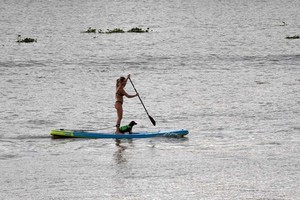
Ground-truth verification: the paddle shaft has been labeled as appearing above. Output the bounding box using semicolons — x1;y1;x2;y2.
128;77;156;126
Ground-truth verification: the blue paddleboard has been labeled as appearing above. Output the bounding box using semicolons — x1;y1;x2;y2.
50;129;189;139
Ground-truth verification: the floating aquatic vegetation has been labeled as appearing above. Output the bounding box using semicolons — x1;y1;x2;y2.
82;27;97;33
279;21;287;26
83;27;152;34
105;28;125;34
285;35;300;39
128;27;150;33
16;35;37;43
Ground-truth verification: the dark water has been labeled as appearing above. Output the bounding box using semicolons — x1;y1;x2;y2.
0;0;299;199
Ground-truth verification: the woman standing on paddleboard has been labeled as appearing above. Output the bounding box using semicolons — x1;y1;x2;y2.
115;74;139;133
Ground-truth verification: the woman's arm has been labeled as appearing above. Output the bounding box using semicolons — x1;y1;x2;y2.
123;90;138;98
123;74;138;98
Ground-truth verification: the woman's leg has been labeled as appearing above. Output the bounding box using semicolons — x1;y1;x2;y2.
115;103;123;133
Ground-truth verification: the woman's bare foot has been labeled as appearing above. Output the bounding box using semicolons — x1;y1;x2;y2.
115;125;123;134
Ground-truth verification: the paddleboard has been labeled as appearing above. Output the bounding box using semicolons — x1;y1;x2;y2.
50;129;188;139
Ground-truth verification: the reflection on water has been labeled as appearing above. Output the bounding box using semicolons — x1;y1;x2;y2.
114;139;127;164
114;139;135;164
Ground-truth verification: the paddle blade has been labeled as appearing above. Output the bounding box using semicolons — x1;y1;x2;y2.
149;115;156;126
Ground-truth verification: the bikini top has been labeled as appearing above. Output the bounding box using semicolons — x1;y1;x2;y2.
116;87;124;97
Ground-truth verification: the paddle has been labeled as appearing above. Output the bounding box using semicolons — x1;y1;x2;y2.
128;77;156;126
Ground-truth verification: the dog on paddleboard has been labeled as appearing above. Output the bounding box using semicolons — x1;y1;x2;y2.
119;121;137;134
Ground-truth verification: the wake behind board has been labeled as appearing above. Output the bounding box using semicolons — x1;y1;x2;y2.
50;129;188;139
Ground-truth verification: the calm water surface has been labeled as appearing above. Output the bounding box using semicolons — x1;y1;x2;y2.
0;0;299;199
